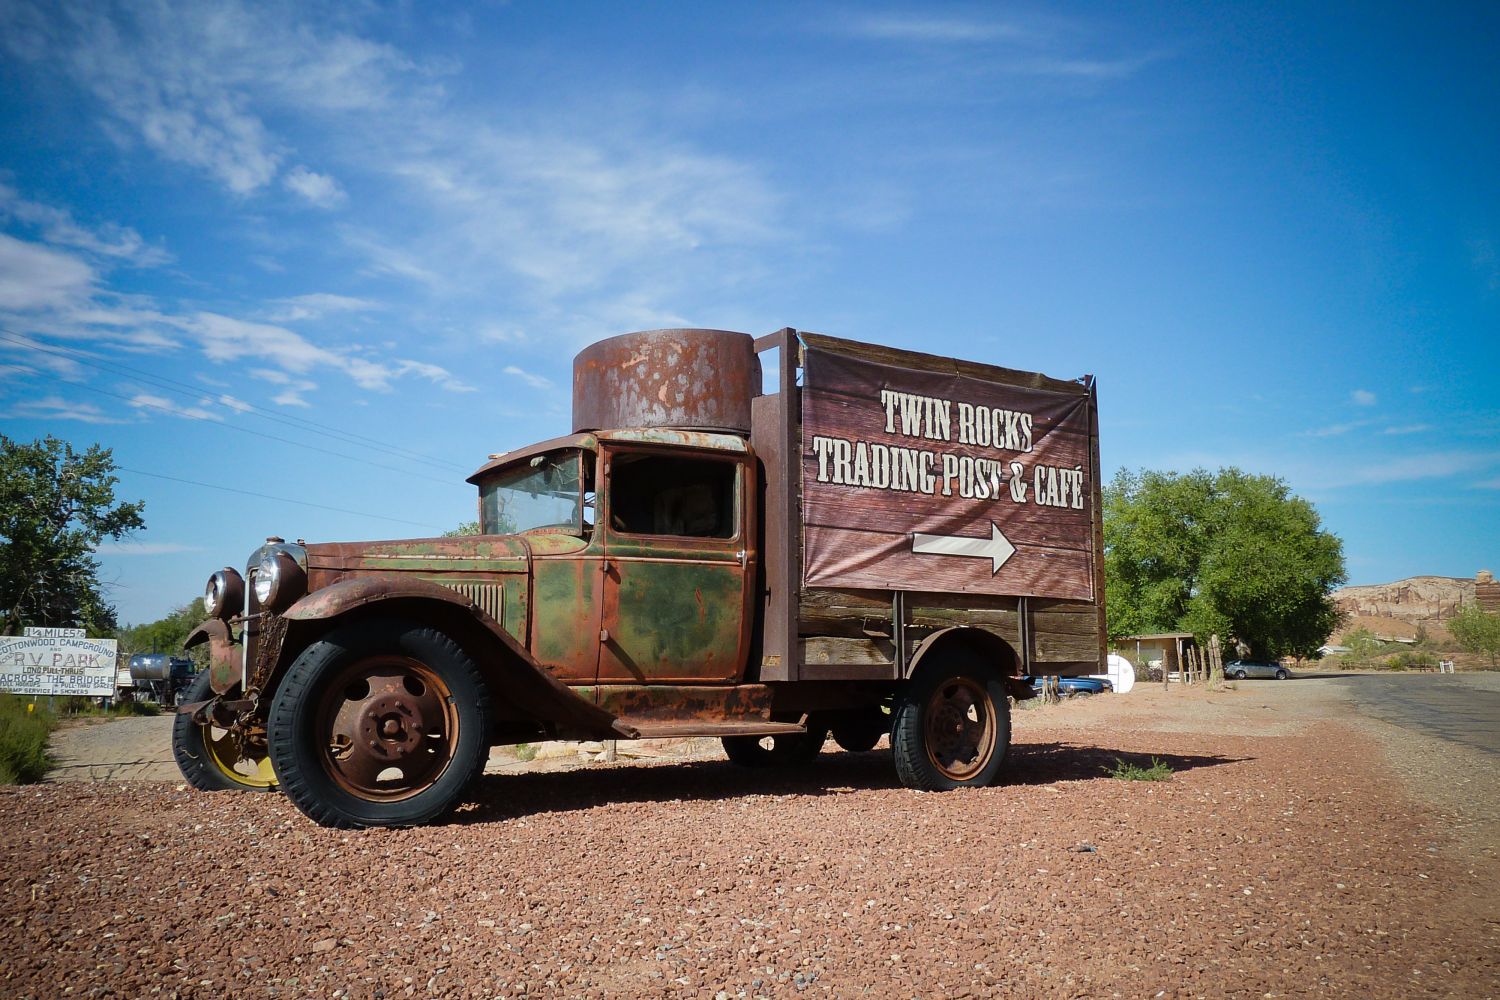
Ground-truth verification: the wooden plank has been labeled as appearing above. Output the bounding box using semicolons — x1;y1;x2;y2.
801;636;895;666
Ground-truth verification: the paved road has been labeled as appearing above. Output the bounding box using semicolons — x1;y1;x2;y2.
1325;672;1500;757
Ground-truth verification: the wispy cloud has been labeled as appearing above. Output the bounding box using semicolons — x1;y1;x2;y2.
0;1;426;197
1351;388;1377;406
284;166;347;208
1300;419;1374;438
846;14;1024;44
2;394;123;423
504;365;553;390
0;183;170;265
266;293;380;323
1382;423;1432;436
1320;451;1500;488
94;541;205;556
127;391;220;421
1475;477;1500;490
0;233;94;311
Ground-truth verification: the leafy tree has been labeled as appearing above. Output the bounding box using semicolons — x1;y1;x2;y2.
0;436;145;635
1342;627;1382;660
1104;467;1345;659
117;600;208;666
1449;603;1500;668
443;521;482;537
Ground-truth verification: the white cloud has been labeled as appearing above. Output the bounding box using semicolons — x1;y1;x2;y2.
3;394;123;423
1351;388;1377;406
267;293;380;322
1319;452;1499;488
504;365;553;390
284;166;347;207
127;391;220;421
0;183;171;266
1300;419;1373;438
93;541;204;556
0;1;425;197
0;234;94;310
846;15;1023;43
1475;477;1500;490
1381;424;1431;436
218;393;254;414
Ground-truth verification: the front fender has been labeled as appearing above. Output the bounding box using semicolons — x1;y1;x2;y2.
283;576;630;737
184;618;239;696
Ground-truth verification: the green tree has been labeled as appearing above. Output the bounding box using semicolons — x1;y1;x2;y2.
443;521;482;537
1449;603;1500;668
1104;467;1345;659
117;600;208;664
0;435;145;635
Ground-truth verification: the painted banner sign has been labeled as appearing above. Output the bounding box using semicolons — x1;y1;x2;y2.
0;635;119;697
801;345;1096;600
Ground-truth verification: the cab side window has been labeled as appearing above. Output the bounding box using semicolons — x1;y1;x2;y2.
609;454;737;538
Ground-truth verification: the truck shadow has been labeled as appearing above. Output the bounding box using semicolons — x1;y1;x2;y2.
453;742;1247;824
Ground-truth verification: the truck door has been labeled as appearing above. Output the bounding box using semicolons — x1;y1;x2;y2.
598;448;751;684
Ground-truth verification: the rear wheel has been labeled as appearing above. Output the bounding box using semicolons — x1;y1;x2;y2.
267;620;489;828
172;670;277;792
722;725;829;767
892;656;1010;790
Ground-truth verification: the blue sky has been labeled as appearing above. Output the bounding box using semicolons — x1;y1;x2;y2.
0;1;1496;627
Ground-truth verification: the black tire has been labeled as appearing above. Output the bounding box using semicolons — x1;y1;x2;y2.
722;725;829;767
1275;669;1289;680
1235;670;1247;680
892;655;1010;791
831;711;888;753
172;670;278;792
267;619;490;829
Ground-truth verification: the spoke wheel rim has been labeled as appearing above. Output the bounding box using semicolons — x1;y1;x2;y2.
315;655;459;801
922;676;996;782
204;725;276;788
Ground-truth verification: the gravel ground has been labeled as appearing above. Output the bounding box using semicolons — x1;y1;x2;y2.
4;680;1497;998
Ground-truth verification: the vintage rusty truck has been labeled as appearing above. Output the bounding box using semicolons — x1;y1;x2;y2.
174;328;1105;828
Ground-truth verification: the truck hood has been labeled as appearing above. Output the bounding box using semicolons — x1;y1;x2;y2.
303;532;586;580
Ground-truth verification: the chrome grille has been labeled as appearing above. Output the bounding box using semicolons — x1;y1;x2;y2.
445;582;505;624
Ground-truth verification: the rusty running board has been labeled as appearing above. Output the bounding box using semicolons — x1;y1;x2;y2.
622;719;808;740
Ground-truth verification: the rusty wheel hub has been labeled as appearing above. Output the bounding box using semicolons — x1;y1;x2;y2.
923;677;996;782
317;656;458;801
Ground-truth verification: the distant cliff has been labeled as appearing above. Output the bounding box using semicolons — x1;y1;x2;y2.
1332;575;1477;640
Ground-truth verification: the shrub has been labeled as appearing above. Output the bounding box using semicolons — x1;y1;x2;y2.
1106;756;1173;781
0;694;57;784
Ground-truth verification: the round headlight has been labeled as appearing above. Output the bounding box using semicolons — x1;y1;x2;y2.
254;550;306;611
203;568;244;620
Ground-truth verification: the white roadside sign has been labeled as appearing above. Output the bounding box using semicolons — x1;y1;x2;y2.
0;635;119;697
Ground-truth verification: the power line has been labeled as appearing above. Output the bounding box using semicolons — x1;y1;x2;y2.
78;381;463;488
116;466;446;530
0;331;471;472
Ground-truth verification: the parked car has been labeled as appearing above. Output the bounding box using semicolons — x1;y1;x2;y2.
1224;659;1290;680
1026;675;1113;696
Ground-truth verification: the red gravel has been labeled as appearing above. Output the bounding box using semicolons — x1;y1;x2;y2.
2;716;1496;998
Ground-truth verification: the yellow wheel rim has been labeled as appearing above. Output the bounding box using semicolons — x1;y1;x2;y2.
205;724;278;789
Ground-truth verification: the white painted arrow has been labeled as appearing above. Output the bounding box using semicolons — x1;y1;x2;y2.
911;521;1017;575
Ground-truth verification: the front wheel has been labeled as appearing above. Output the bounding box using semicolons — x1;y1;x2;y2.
1275;669;1289;680
892;658;1010;790
1234;670;1247;680
267;620;490;828
172;670;277;792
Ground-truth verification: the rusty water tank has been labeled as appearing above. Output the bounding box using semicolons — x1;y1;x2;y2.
572;328;758;435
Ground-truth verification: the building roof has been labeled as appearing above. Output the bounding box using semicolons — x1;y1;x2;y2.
1117;632;1196;641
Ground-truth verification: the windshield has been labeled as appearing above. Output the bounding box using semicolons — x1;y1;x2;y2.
479;450;588;535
